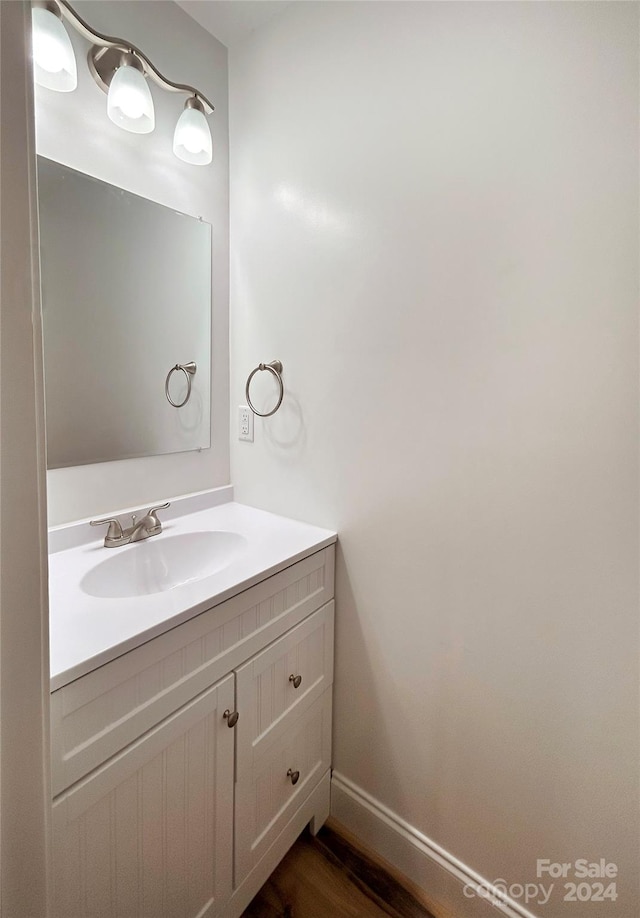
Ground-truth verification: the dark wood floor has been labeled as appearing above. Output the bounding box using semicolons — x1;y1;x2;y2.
242;823;437;918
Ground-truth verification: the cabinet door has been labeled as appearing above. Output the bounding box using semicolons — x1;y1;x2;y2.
52;675;235;918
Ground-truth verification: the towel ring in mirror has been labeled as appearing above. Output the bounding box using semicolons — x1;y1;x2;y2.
245;360;284;417
165;361;197;408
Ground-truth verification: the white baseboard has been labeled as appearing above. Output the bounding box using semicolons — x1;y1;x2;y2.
330;772;540;918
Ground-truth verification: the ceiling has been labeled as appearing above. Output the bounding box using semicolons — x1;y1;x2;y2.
176;1;292;48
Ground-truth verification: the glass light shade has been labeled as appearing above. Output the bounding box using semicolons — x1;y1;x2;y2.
107;61;154;134
173;105;212;166
32;6;77;92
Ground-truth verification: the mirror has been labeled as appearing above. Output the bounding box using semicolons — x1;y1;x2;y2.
37;157;212;469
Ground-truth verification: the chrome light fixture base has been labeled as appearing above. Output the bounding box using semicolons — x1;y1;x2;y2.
56;0;214;114
87;44;138;93
32;0;60;17
32;0;215;162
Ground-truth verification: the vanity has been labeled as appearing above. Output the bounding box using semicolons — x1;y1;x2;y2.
39;120;337;918
48;492;336;918
35;15;338;912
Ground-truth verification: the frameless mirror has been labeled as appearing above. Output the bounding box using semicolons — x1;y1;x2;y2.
37;157;211;468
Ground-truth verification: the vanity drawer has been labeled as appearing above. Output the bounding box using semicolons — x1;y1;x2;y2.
235;602;333;779
234;688;332;886
51;545;334;795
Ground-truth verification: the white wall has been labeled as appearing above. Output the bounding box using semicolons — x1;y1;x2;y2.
0;3;51;912
36;0;229;525
230;3;639;915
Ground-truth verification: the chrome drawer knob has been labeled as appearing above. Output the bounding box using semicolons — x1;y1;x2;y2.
287;768;300;785
223;709;239;728
289;674;302;689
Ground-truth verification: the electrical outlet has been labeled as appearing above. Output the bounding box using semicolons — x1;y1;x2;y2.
238;405;254;442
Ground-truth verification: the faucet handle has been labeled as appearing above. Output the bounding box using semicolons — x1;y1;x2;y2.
143;501;170;531
90;517;124;544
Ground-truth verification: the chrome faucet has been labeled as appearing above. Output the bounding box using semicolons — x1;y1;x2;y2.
90;502;170;548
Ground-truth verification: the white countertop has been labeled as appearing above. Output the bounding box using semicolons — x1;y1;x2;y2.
48;499;336;691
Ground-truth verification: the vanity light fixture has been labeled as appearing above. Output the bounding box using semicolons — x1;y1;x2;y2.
105;52;155;134
31;2;77;92
31;0;214;163
173;97;213;166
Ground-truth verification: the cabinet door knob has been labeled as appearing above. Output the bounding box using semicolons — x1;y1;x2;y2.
289;674;302;689
286;768;300;785
223;709;239;728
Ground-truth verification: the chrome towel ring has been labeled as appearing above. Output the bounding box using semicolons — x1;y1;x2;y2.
165;361;197;408
245;360;284;417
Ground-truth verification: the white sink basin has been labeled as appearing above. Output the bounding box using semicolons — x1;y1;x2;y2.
80;531;248;599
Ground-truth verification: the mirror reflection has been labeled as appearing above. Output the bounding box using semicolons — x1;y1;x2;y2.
37;157;212;469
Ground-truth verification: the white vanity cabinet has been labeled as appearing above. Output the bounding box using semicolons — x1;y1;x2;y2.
50;544;335;918
52;676;235;918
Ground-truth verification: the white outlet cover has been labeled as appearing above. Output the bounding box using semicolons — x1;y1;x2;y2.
238;405;254;441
